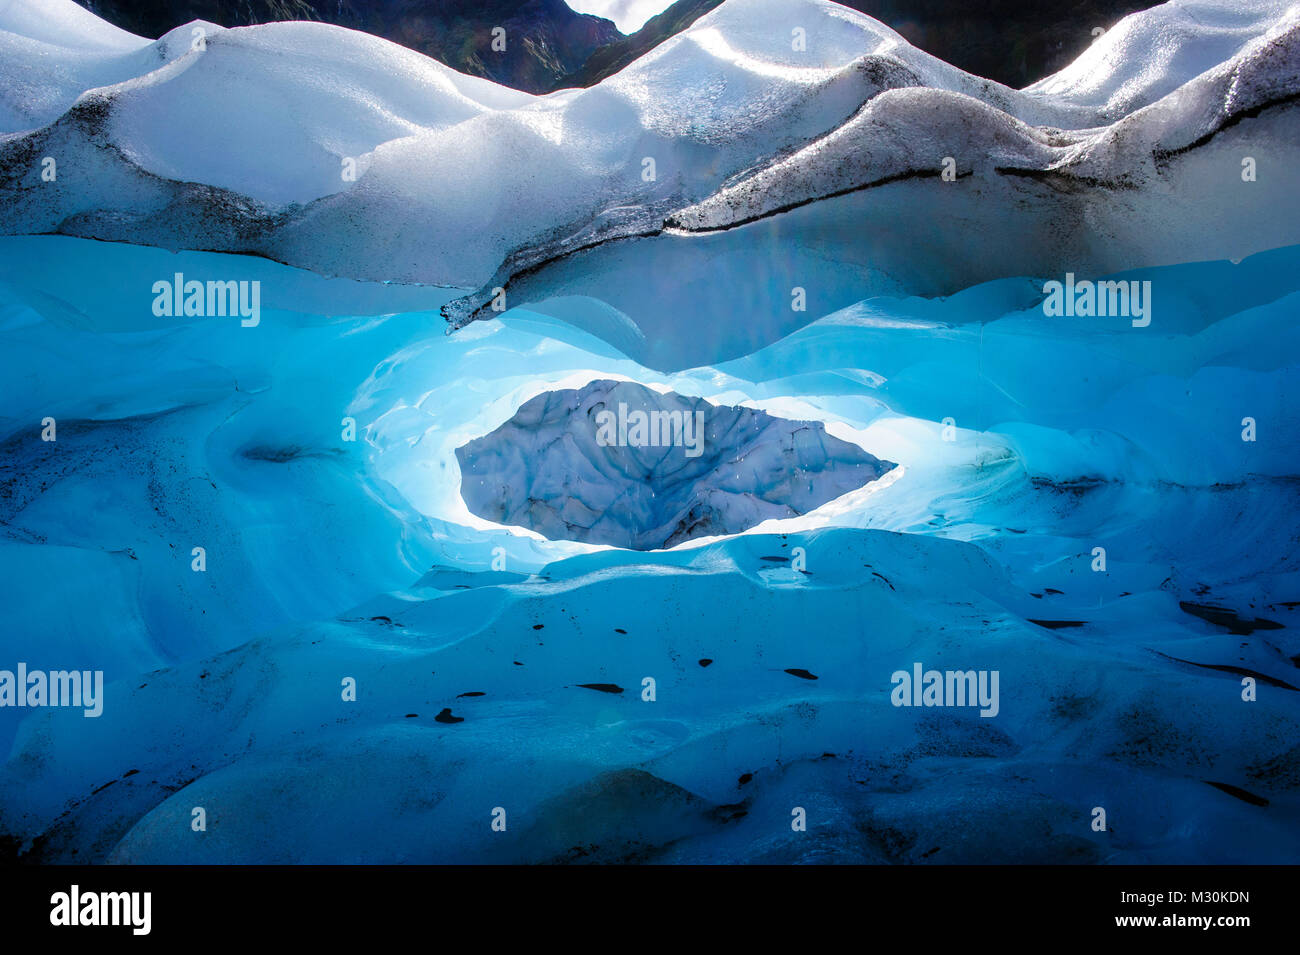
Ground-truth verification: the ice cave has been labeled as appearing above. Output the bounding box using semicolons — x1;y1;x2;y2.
0;0;1297;867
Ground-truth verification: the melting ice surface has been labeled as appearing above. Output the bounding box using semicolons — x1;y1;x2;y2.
1;234;1298;863
456;379;895;549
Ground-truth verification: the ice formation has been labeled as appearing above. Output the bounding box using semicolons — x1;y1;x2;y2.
0;0;1297;864
3;0;1299;369
456;379;895;548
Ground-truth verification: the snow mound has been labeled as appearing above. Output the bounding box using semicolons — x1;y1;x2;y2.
0;0;144;51
0;5;534;207
459;16;1300;368
456;379;895;548
665;87;1063;233
0;0;153;134
3;0;1295;309
104;22;534;206
1024;0;1298;116
0;0;1298;368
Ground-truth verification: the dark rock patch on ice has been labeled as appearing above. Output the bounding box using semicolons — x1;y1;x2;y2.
1179;601;1285;635
1204;780;1270;807
576;683;624;694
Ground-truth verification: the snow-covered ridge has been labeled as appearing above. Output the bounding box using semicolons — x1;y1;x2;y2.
1024;0;1297;114
666;8;1300;234
1;0;1299;367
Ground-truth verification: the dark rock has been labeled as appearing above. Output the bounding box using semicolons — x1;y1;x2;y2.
576;682;624;694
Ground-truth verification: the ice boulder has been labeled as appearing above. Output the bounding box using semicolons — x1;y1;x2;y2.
455;379;895;549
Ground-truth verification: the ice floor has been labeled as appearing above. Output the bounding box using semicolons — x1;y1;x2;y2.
1;234;1297;863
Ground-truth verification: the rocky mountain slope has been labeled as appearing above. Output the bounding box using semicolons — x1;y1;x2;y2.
75;0;620;92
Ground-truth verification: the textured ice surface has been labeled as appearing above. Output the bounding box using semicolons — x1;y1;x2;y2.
1023;0;1298;114
456;379;895;548
0;0;153;134
1;235;1298;863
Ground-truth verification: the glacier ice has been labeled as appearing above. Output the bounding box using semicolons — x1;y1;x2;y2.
0;0;1298;865
1;230;1297;862
456;379;895;548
